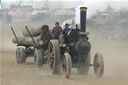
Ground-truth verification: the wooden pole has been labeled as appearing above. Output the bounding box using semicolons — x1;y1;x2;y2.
11;27;19;44
25;26;36;45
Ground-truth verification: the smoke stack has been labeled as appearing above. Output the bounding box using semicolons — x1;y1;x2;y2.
80;7;87;32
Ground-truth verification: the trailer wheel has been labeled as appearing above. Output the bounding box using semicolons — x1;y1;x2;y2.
16;48;26;64
34;48;44;66
16;48;20;63
63;53;72;79
48;40;61;74
77;52;91;74
94;53;104;78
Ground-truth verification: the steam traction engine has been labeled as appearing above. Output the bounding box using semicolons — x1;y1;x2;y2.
48;7;104;79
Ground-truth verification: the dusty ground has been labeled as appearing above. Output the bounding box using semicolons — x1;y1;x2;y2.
0;19;128;85
1;40;128;85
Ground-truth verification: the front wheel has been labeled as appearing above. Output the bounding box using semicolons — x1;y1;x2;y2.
16;48;26;64
62;53;72;79
94;53;104;78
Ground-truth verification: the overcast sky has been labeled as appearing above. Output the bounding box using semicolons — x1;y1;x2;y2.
1;0;128;1
0;0;128;9
1;0;83;1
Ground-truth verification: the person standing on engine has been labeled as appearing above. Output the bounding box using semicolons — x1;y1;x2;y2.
52;22;62;39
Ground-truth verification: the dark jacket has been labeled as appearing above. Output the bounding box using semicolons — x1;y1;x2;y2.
52;26;62;39
63;27;71;33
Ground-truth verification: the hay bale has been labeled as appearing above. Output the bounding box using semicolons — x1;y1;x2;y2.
23;25;49;37
23;28;42;37
12;36;25;44
24;36;44;45
12;36;44;46
12;25;51;46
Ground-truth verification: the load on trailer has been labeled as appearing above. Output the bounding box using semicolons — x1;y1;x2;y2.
11;25;51;66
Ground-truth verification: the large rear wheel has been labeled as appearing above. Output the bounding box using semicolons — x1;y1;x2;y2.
48;40;61;74
94;53;104;78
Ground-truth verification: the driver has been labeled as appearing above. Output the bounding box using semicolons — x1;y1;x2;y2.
52;22;62;39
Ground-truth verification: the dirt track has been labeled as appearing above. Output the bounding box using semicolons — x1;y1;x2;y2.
1;39;128;85
1;19;128;85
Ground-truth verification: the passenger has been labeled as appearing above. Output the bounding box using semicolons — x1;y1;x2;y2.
69;19;75;29
52;22;62;39
63;23;71;34
62;23;71;44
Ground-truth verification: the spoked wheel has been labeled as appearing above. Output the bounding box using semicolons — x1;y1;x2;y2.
94;53;104;78
34;48;44;66
77;52;91;74
62;53;72;79
16;48;26;64
48;40;61;74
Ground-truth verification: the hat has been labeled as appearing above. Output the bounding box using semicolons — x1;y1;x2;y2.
65;23;69;26
55;22;59;25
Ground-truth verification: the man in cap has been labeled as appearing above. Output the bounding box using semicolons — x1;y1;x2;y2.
52;22;62;39
63;23;71;34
